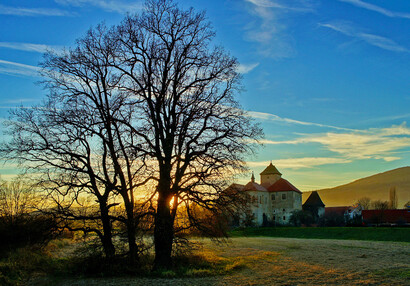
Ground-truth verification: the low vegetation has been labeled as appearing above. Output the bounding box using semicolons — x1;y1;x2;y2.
229;227;410;242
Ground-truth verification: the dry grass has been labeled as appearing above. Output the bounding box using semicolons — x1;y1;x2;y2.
32;237;409;286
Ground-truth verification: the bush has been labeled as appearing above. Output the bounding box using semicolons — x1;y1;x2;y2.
0;214;58;254
289;210;315;226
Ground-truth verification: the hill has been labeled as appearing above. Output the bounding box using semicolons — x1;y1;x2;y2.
302;167;410;208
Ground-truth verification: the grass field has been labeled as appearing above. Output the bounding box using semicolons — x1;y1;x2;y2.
26;237;409;286
229;227;410;242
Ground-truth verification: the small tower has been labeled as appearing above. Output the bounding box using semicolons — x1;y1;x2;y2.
251;172;255;183
260;162;282;185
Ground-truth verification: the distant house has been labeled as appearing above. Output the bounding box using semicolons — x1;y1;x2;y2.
325;205;363;224
303;191;325;220
230;163;302;226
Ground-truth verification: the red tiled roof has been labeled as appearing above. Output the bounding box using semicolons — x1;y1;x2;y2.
243;181;267;192
325;207;350;215
267;178;302;194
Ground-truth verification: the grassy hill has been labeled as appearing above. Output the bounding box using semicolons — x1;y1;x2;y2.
302;167;410;208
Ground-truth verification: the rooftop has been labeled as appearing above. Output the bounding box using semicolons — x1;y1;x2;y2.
260;163;282;176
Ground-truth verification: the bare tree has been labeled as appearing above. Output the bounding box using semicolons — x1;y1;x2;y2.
357;197;372;210
372;200;389;210
112;0;262;269
0;176;36;222
1;25;152;261
2;0;261;269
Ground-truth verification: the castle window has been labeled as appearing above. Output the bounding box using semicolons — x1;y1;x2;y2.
283;209;285;212
273;216;276;221
282;193;286;200
271;194;275;200
283;216;286;221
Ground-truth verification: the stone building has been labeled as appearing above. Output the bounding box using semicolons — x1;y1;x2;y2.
232;163;302;226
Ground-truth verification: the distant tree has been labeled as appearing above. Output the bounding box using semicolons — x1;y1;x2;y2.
0;176;57;252
0;176;36;222
357;197;372;210
372;200;389;210
389;186;398;209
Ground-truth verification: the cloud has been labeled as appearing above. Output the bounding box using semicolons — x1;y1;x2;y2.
0;4;72;16
248;157;351;169
0;59;41;77
261;122;410;162
247;110;356;131
338;0;410;19
236;63;259;74
54;0;142;13
320;22;409;53
0;42;62;53
243;0;315;59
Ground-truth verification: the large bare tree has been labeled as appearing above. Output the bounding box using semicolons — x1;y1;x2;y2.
1;25;152;261
112;0;262;269
1;0;262;270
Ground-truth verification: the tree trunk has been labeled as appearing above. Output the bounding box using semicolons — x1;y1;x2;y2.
153;191;174;270
125;203;138;264
100;204;115;258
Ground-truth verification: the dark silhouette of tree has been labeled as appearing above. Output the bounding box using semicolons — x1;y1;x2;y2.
1;25;153;261
372;200;389;210
112;0;262;269
1;0;261;269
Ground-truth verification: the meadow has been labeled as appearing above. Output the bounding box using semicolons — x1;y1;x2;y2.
2;232;409;285
229;226;410;242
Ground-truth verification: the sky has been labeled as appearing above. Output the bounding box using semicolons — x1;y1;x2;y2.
0;0;409;191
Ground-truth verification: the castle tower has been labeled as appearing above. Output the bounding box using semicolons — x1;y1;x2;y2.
260;162;282;185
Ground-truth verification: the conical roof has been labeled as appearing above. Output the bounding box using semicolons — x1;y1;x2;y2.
260;162;282;176
303;191;325;207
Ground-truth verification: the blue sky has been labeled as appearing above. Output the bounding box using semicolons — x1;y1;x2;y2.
0;0;409;190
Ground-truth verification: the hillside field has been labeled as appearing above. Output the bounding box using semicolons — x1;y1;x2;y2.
302;167;410;207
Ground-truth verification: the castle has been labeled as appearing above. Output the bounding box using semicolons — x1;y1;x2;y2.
232;163;302;226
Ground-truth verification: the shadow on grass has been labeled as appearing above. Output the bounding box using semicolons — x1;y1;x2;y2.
0;239;248;285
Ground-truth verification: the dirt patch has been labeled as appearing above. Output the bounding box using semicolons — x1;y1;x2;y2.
44;237;410;286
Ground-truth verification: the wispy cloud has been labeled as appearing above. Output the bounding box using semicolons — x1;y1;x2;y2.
237;63;259;74
0;59;40;77
243;0;315;58
247;110;356;131
339;0;410;19
261;122;410;162
0;42;62;53
320;21;409;53
248;157;351;169
55;0;142;13
0;4;72;17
